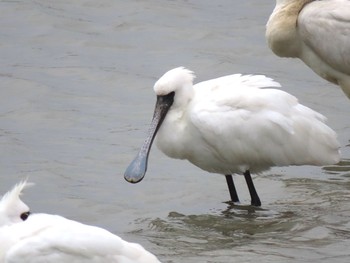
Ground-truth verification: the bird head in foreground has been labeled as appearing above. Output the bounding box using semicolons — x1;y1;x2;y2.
124;67;194;183
0;180;31;226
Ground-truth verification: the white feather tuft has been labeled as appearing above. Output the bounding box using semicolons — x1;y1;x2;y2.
0;180;32;226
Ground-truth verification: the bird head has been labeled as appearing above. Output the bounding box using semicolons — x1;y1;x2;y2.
0;180;31;226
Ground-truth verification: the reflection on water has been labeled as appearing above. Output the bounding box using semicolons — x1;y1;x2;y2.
132;174;350;262
323;159;350;177
150;207;296;246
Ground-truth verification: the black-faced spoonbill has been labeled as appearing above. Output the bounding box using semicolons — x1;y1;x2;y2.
266;0;350;99
124;67;340;206
0;181;30;227
0;181;161;263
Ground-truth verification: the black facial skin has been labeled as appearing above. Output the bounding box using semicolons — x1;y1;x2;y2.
20;211;30;221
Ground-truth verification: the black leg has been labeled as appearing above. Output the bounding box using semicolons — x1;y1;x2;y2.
243;170;261;206
225;174;239;203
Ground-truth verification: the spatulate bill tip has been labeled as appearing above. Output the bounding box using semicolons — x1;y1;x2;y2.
123;155;148;184
124;175;143;184
124;172;145;184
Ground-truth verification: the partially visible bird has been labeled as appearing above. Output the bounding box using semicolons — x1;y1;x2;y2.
266;0;350;99
0;181;161;263
124;67;341;206
0;181;30;227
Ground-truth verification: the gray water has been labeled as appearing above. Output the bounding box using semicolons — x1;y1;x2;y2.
1;1;350;262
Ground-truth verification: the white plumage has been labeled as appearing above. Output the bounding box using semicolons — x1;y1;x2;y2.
155;69;339;173
0;182;161;263
0;181;30;227
124;67;340;206
266;0;350;98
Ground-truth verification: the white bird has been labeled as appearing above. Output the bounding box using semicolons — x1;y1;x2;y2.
124;67;340;206
0;181;161;263
266;0;350;99
0;181;30;227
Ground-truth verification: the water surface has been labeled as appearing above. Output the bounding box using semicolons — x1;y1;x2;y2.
0;1;349;262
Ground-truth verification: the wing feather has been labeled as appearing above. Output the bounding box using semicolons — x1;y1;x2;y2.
2;214;159;263
298;1;350;74
189;76;339;173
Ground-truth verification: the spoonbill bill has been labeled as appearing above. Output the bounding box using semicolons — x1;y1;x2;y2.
124;67;340;206
266;0;350;99
0;181;161;263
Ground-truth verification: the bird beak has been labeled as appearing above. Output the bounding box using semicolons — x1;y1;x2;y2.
124;92;175;183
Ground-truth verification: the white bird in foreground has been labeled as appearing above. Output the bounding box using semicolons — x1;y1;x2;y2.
266;0;350;99
0;181;30;227
124;67;340;206
0;181;161;263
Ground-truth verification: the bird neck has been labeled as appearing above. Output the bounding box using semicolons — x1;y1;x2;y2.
266;0;313;57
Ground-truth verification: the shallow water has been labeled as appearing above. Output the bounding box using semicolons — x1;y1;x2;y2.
0;1;350;262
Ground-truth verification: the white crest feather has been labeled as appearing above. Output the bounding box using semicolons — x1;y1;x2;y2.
154;67;196;96
0;180;32;226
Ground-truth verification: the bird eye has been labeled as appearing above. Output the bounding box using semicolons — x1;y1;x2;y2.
20;211;30;221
